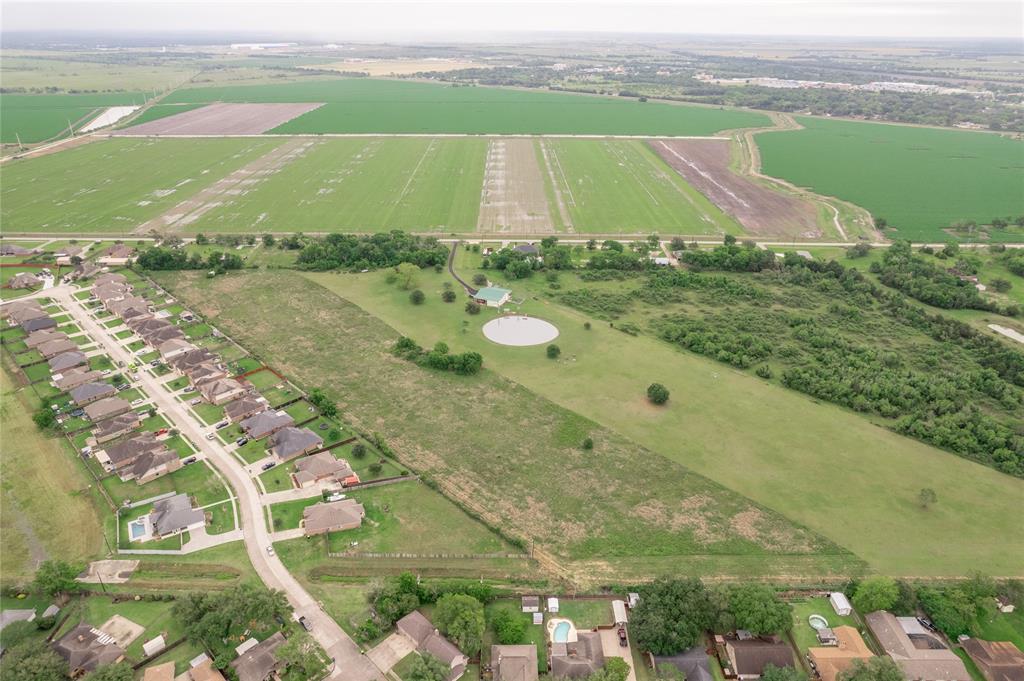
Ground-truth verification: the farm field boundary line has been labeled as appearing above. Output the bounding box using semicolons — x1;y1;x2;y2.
108;133;732;140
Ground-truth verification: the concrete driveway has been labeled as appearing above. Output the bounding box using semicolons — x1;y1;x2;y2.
599;627;637;681
367;632;416;673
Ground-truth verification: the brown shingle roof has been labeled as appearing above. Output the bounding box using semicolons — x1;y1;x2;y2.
240;410;294;439
84;396;132;422
229;632;285;681
52;623;126;674
493;645;539;681
962;639;1024;681
865;611;970;681
302;499;365;535
808;626;874;681
725;639;794;678
551;632;605;679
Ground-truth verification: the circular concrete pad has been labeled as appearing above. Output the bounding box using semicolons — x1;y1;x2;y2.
483;316;559;347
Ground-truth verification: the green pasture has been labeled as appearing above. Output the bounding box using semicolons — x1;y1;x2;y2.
1;92;148;143
543;138;743;234
758;117;1024;241
0;138;282;233
155;78;770;136
189;137;486;233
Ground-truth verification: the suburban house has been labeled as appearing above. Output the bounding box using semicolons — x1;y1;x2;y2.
121;306;149;323
23;315;57;333
25;329;67;349
550;632;605;679
55;244;85;265
225;395;268;422
229;632;286;681
269;427;323;461
722;637;795;680
122;448;182;484
96;432;166;471
150;493;205;538
84;396;132;422
38;337;78;358
808;626;874;681
655;647;714;681
8;272;42;289
188;659;227;681
93;272;128;288
93;411;142;444
70;262;102;281
0;243;38;256
492;645;539;681
142;325;186;346
292;452;358;488
240;410;295;440
169;348;219;372
142;661;175;681
55;368;104;391
5;300;45;323
522;596;540;613
961;639;1024;681
158;338;196;361
301;499;366;536
70;381;117;406
397;611;469;681
473;286;512;308
52;623;126;677
128;316;171;335
109;296;150;318
186;361;227;385
514;243;540;255
198;377;248;405
48;350;88;373
865;611;971;681
97;244;136;265
95;283;130;304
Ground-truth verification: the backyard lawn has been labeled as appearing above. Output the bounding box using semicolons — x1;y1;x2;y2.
789;597;860;654
102;459;230;507
483;600;547;671
557;599;613;629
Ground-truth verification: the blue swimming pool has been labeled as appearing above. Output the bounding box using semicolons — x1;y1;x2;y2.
128;519;147;540
553;621;571;643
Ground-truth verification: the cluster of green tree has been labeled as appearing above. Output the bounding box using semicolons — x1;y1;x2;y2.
1002;249;1024;277
482;247;541;279
393;337;483;375
307;387;339;418
871;241;1017;315
558;289;635;319
194;232;256;247
656;312;774;368
679;237;777;272
135;247;243;272
640;268;769;306
585;251;648;271
358;573;494;644
296;231;449;271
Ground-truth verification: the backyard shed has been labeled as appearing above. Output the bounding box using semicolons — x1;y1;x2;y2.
829;593;853;617
612;600;628;625
548;597;559;613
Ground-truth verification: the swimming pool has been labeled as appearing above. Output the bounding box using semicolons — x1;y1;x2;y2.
553;621;571;643
128;519;148;541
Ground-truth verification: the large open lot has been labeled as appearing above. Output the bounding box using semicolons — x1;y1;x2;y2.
117;102;325;136
0;137;282;233
758;117;1024;241
1;91;147;143
148;78;771;136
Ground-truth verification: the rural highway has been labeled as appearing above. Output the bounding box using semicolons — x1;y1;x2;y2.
40;284;385;681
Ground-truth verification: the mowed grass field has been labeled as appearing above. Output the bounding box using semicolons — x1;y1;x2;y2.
758;117;1024;241
191;137;486;233
155;269;857;582
307;259;1024;578
1;92;148;143
543;139;743;234
0;137;282;233
153;78;771;136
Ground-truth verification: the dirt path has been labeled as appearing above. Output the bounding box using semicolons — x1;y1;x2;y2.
133;137;319;234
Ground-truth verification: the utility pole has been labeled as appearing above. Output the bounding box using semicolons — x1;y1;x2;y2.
15;132;24;151
67;118;75;138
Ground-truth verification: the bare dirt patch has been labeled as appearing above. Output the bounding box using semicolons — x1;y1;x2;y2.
477;139;556;233
309;59;490;77
133;137;319;233
117;102;323;136
651;138;821;238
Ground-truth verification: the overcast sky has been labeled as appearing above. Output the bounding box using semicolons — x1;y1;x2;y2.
3;0;1022;40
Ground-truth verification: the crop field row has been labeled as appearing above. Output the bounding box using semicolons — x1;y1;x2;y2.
758;116;1024;242
1;91;149;143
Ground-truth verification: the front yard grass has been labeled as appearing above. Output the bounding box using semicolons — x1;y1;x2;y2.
236;438;270;464
192;401;225;425
102;459;230;507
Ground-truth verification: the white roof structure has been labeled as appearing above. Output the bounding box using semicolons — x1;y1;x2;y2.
829;592;852;616
548;597;559;612
235;638;259;656
533;612;543;625
612;600;628;624
142;635;166;657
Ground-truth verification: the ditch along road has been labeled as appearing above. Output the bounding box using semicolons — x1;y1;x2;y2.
40;284;385;681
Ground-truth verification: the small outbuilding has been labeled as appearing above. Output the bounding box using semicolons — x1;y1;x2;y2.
612;600;628;625
522;596;540;613
548;597;559;613
474;286;512;308
829;593;853;617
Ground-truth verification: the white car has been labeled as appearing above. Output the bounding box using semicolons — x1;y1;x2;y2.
266;546;275;556
205;433;216;440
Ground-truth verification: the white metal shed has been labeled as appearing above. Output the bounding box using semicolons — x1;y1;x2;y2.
612;600;628;624
829;592;852;616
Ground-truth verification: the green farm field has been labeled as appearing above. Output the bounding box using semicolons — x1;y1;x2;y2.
190;137;486;233
153;78;771;136
155;269;858;583
0;137;282;233
297;255;1024;578
0;53;195;93
758;117;1024;242
543;139;743;234
1;91;148;143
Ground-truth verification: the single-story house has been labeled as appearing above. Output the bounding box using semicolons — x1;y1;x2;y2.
474;286;512;308
240;410;294;440
551;632;604;679
142;661;175;681
142;325;185;346
128;316;171;335
654;647;714;681
123;448;181;485
7;272;42;289
522;596;540;613
23;315;57;333
109;296;150;318
724;638;795;680
830;593;853;617
96;283;131;304
93;411;142;444
169;348;219;372
93;273;127;288
97;432;165;470
0;243;38;256
225;395;268;423
39;337;78;358
865;611;970;681
269;427;323;461
229;632;286;681
71;381;117;406
515;244;540;255
186;362;227;386
150;493;205;538
69;262;102;281
84;396;132;422
158;338;196;361
120;306;149;323
492;645;539;681
962;639;1024;681
397;611;469;681
302;499;366;536
55;368;103;391
48;350;88;373
55;245;85;266
292;451;357;489
25;329;67;349
808;626;873;681
198;377;248;405
52;623;126;677
189;658;227;681
4;300;44;322
97;244;136;266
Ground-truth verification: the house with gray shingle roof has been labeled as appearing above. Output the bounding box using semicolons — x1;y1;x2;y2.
39;337;77;358
23;315;57;333
83;396;132;422
93;411;141;443
269;427;323;461
240;410;294;440
229;632;285;681
48;350;88;373
150;493;205;538
493;645;539;681
70;381;116;406
52;623;126;677
97;432;164;471
25;329;66;349
8;272;42;289
225;395;268;423
301;499;365;536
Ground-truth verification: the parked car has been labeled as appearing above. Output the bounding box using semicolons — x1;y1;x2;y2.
182;386;195;393
326;493;347;502
298;616;312;632
215;421;229;430
80;446;92;456
115;384;129;391
261;461;276;471
235;437;249;447
101;369;112;376
617;628;628;647
189;398;202;406
183;456;198;465
266;546;275;556
130;398;144;406
205;433;216;440
150;360;161;367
